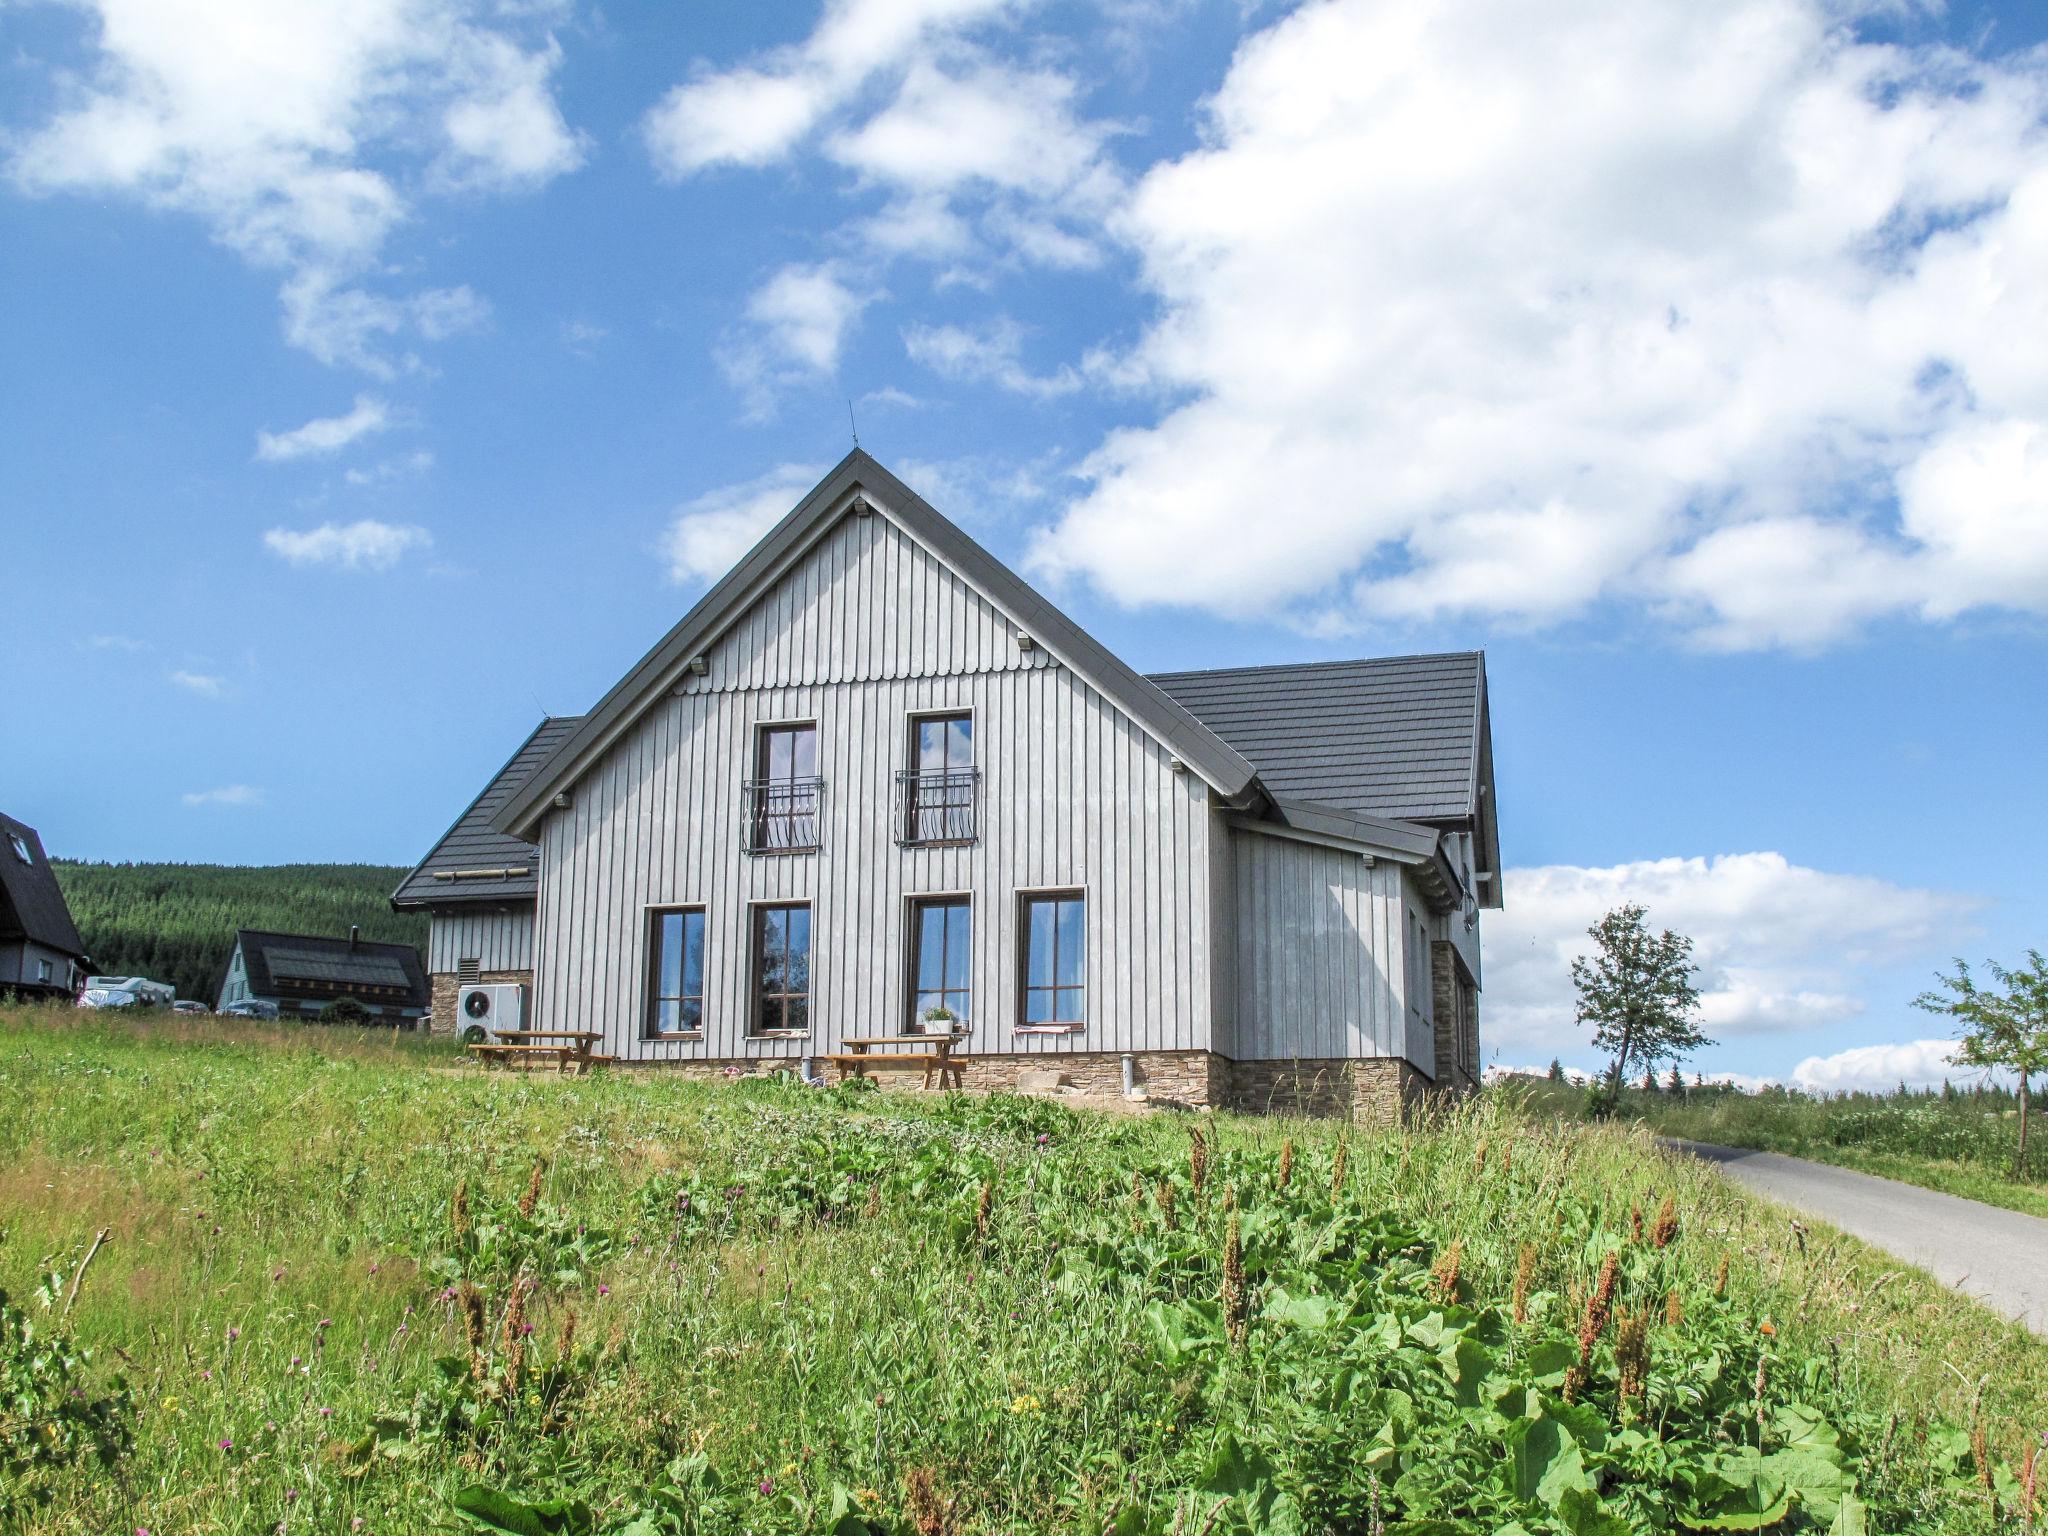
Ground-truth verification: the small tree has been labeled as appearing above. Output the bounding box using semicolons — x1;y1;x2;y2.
1572;903;1710;1098
1547;1058;1566;1083
1915;951;2048;1176
1665;1065;1685;1096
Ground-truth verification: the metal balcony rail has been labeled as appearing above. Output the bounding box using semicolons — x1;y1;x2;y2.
743;777;825;854
895;767;980;846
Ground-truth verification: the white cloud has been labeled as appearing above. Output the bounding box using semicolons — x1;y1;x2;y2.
1484;852;1982;1059
86;633;150;652
641;0;1018;177
255;393;388;461
168;669;226;696
10;0;578;371
182;784;262;808
1029;0;2048;650
262;518;429;571
720;263;875;415
904;316;1081;397
662;462;828;587
1790;1037;2009;1094
344;449;434;486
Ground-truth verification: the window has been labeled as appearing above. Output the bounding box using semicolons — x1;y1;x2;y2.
746;723;822;853
751;903;812;1034
7;832;30;865
647;907;707;1036
1019;891;1085;1028
899;713;978;844
909;897;971;1029
37;959;52;984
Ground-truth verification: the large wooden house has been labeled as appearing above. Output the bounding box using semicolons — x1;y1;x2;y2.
396;453;1500;1117
0;812;89;1000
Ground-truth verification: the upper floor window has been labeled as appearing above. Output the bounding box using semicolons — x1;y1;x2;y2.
647;907;707;1037
1019;890;1085;1029
7;832;30;865
898;711;978;845
746;722;822;854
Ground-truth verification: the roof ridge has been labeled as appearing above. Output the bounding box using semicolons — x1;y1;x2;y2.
1147;649;1481;681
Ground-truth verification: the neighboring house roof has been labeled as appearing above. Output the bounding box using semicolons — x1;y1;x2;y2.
232;929;429;1009
0;812;87;957
1151;652;1503;907
494;450;1262;838
392;717;583;909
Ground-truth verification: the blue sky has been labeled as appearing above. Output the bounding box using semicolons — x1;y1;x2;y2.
3;0;2044;1088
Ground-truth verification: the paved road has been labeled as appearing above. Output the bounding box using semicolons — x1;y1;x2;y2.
1666;1140;2048;1336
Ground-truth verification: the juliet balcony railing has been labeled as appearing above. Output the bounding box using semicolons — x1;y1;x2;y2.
895;767;980;847
743;777;824;855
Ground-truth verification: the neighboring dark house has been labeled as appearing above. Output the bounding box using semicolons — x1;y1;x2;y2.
406;452;1502;1118
217;928;430;1025
390;716;582;1030
0;812;89;1000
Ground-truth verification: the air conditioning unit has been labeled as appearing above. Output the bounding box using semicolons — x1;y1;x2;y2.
457;982;525;1038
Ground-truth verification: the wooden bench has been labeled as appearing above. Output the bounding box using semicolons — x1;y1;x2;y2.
468;1031;604;1075
824;1034;965;1090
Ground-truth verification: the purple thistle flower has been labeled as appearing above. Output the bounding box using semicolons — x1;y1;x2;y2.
759;1478;774;1496
226;1327;240;1341
218;1437;233;1451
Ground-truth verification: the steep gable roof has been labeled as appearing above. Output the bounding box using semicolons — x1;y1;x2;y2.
0;812;86;957
392;717;582;909
234;928;429;1008
493;451;1261;838
1151;652;1502;908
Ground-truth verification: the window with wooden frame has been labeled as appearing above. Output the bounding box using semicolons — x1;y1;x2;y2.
908;895;972;1031
750;902;812;1035
745;722;822;853
646;906;707;1037
899;711;978;845
1018;891;1085;1029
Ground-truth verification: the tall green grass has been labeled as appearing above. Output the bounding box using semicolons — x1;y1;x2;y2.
1;1004;2043;1534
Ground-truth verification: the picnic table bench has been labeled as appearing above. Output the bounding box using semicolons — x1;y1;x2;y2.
820;1033;965;1090
468;1030;608;1075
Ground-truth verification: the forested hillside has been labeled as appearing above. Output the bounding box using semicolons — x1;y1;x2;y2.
50;861;425;1003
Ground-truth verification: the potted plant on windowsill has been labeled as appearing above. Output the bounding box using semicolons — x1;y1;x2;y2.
918;1006;961;1037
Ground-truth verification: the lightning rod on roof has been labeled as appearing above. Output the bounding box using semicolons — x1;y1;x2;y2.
847;397;859;449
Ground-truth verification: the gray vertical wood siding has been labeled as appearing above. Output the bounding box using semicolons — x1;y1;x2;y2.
529;511;1214;1063
1228;827;1424;1068
427;909;536;974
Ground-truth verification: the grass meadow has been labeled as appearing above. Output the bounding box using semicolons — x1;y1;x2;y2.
2;1003;2045;1534
1512;1080;2048;1221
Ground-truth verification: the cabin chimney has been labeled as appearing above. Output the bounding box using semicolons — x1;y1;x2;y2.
348;925;359;950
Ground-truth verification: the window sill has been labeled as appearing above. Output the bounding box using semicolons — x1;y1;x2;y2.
646;1031;704;1043
749;1031;812;1040
900;838;978;850
743;847;822;858
1015;1024;1085;1035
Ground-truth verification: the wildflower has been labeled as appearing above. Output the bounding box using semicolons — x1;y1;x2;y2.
1665;1289;1684;1328
759;1477;774;1496
1714;1253;1731;1299
1221;1210;1247;1346
285;1490;298;1503
1759;1319;1776;1337
439;1287;457;1302
271;1266;285;1282
1563;1252;1619;1404
451;1178;472;1244
782;1462;799;1477
1156;1179;1177;1230
368;1262;379;1275
975;1180;994;1240
1473;1138;1488;1175
317;1318;332;1330
1330;1136;1349;1201
1511;1243;1537;1325
200;1369;212;1381
597;1284;611;1297
1650;1193;1679;1248
1276;1139;1294;1191
226;1326;240;1341
1035;1132;1050;1146
219;1437;233;1451
1628;1205;1644;1244
160;1397;180;1415
1614;1309;1651;1404
1008;1394;1043;1415
319;1407;333;1418
1426;1239;1463;1303
290;1356;301;1368
1189;1125;1210;1201
520;1156;546;1219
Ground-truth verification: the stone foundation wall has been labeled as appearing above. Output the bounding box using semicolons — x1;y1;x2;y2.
428;971;533;1035
583;1046;1434;1123
1226;1056;1428;1123
1430;942;1482;1098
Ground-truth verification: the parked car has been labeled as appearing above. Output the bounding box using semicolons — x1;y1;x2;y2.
81;975;175;1008
171;1000;209;1015
218;999;280;1020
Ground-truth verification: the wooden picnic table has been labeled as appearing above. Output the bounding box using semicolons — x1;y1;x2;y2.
822;1033;965;1090
468;1030;607;1075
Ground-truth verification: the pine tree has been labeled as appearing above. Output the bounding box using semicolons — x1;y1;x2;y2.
1547;1058;1566;1082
